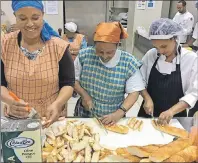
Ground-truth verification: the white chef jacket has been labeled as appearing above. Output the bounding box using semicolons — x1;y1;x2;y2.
74;49;145;94
192;22;198;47
140;48;198;109
173;11;194;43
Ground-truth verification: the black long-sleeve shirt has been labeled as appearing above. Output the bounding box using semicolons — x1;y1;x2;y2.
1;32;75;89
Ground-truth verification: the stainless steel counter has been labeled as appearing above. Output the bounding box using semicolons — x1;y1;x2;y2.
176;117;194;132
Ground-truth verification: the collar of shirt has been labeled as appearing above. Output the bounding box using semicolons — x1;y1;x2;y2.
156;47;189;74
99;49;121;68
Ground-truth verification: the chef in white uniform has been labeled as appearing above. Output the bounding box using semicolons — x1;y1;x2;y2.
139;18;198;125
173;0;194;44
184;1;198;52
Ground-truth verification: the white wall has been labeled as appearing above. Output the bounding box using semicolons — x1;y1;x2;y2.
1;1;16;24
126;1;164;55
43;1;64;31
133;1;163;34
1;1;63;32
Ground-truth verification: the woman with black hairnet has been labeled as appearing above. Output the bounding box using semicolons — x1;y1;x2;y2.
139;18;198;125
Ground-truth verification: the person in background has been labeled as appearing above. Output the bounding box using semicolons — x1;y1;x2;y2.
62;22;87;61
173;0;194;44
1;10;10;35
183;1;198;52
139;18;198;125
58;28;62;36
74;22;145;125
1;0;75;126
62;22;87;97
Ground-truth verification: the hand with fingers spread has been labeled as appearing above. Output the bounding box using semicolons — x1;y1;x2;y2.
81;94;94;111
45;102;63;128
101;109;125;126
158;110;173;125
143;97;154;115
4;98;29;119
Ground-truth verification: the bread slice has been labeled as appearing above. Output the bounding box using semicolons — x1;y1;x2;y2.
99;148;113;160
138;120;143;131
149;138;192;162
151;120;189;138
116;148;141;162
99;155;131;162
140;158;152;162
163;146;198;162
127;117;137;129
105;124;129;134
126;144;161;158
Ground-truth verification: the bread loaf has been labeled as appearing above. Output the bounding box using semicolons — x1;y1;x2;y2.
105;124;129;134
99;155;131;162
149;138;192;162
151;120;189;138
140;158;152;162
163;146;198;162
126;144;161;157
189;126;198;146
116;148;141;162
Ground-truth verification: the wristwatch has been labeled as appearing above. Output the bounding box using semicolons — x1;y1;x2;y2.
119;105;127;115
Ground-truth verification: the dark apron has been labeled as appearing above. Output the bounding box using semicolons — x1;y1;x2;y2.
138;56;187;117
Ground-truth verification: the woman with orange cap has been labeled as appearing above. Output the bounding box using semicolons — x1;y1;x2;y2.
74;22;145;125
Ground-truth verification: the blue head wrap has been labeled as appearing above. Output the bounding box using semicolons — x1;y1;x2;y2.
12;0;60;42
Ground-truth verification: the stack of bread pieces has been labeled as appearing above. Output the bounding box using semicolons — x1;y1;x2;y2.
42;119;197;162
42;120;115;162
104;117;144;134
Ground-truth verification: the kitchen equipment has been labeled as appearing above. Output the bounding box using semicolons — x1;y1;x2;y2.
8;91;40;119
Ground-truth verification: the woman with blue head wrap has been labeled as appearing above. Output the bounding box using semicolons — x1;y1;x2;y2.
138;18;198;125
1;0;75;127
11;0;59;41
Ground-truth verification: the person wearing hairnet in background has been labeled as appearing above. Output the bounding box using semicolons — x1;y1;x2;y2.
173;0;194;44
139;18;198;125
62;22;87;61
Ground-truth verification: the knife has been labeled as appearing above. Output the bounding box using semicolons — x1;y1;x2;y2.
151;112;164;137
8;91;40;119
90;108;108;134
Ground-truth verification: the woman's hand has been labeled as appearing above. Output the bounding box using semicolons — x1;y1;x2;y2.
158;109;173;125
143;97;154;115
45;102;63;127
4;99;29;119
70;48;79;56
81;94;94;111
101;109;125;125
